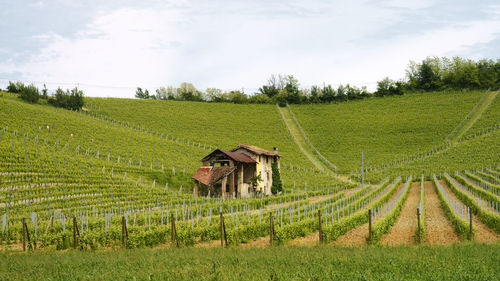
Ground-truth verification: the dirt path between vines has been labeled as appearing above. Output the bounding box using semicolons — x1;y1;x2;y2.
440;180;500;243
328;182;406;246
380;182;419;245
423;181;460;244
239;236;270;248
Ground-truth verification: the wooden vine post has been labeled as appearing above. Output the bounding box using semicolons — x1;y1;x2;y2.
469;207;473;240
219;212;227;247
170;213;178;247
121;216;128;248
24;219;32;251
220;212;224;247
269;212;275;246
417;208;421;243
318;210;323;244
73;216;80;249
368;209;372;242
22;218;26;252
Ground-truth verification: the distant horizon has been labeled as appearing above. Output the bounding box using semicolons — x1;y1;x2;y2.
2;0;500;98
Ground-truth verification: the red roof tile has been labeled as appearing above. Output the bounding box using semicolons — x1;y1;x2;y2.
234;144;281;157
192;166;236;186
220;150;256;163
192;167;212;186
201;149;256;164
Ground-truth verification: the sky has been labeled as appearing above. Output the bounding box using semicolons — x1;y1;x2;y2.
1;0;500;97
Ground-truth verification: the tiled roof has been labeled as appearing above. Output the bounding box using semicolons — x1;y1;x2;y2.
220;150;256;163
211;166;236;182
201;149;256;163
192;166;236;186
234;144;281;157
192;167;213;186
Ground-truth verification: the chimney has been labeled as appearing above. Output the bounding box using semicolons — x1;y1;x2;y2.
273;146;278;155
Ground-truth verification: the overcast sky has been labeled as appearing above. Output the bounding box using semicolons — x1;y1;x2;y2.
1;0;500;97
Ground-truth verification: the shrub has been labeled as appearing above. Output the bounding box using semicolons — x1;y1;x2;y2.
271;161;283;194
248;93;271;104
375;78;404;97
41;84;49;99
6;81;25;93
19;84;40;103
135;87;150;99
48;87;84;110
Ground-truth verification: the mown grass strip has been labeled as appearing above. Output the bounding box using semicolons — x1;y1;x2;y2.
446;90;497;142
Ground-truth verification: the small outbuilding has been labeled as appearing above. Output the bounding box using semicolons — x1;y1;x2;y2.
192;144;281;198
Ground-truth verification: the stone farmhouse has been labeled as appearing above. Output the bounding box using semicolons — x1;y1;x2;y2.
192;144;281;198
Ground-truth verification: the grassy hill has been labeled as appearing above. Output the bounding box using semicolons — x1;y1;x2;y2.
0;89;498;252
84;90;499;180
289;90;499;179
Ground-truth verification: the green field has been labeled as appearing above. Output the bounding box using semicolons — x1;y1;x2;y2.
83;90;500;181
289;90;499;179
85;97;314;169
1;243;498;280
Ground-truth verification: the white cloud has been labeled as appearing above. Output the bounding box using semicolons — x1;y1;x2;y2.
381;0;436;10
1;8;185;96
1;0;500;96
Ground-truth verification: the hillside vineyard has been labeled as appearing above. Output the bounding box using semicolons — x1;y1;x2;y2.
0;90;498;250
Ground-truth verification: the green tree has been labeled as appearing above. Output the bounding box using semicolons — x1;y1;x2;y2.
259;74;286;98
248;93;271;104
177;82;204;101
41;84;49;99
308;85;321;103
319;84;336;103
48;87;84;110
416;59;442;90
50;87;68;107
442;57;479;89
156;86;177;100
205;88;225;102
375;78;404;96
477;59;497;89
271;161;283;195
135;87;150;99
19;84;40;103
67;87;84;110
283;75;302;104
226;90;248;104
7;81;25;93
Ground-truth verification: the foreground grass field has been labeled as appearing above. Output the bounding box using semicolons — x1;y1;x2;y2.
1;243;498;280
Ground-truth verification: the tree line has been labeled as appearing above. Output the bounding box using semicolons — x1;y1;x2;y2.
5;81;85;110
136;57;500;104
